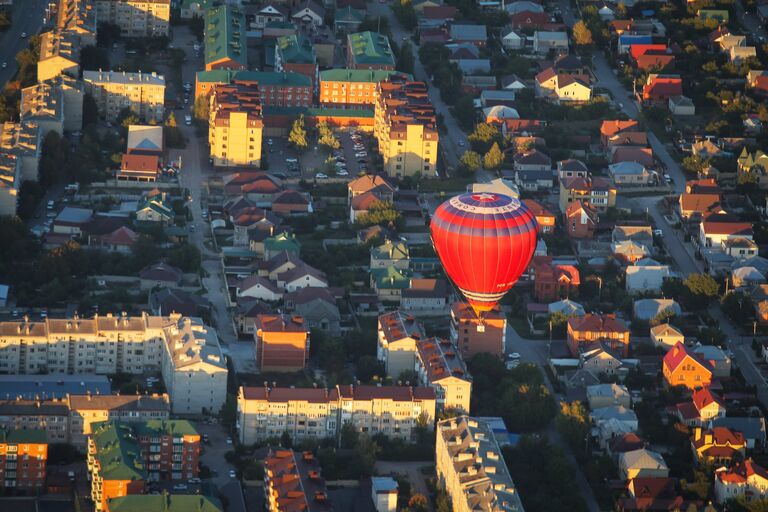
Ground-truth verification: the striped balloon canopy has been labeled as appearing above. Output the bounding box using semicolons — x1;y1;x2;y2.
430;193;538;317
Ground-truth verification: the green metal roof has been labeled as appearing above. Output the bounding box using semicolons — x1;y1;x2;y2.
371;240;409;261
137;198;174;218
91;421;147;481
205;6;248;68
107;495;223;512
319;69;404;83
371;265;412;289
264;231;301;253
197;70;312;87
335;5;366;23
0;428;46;444
276;34;316;64
134;420;199;437
347;31;396;67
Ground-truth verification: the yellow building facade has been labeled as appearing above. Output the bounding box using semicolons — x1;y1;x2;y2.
208;81;263;168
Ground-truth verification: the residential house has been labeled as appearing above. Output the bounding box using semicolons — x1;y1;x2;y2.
277;263;328;293
533;31;569;56
679;193;722;221
669;95;695;116
650;323;684;351
633;299;681;321
564;200;598;239
581;346;624;379
692;344;731;378
699;216;753;248
626;264;670;294
401;279;449;314
612;240;652;265
377;310;425;377
662;342;713;390
586;383;631;410
237;275;283;302
139;262;183;290
346;31;396;71
619;449;670;481
149;288;209;318
135;193;174;224
284;287;341;337
609;162;653;186
522;199;555;234
557;159;588;180
567;314;630;357
619;478;683;512
449;24;487;47
600;120;640;147
711;417;767;450
501;27;525;50
371;240;410;270
715;459;768;504
532;257;580;301
722;238;758;260
676;387;726;427
732;266;766;289
252;4;288;29
291;0;325;28
559;175;616;213
641;74;683;105
370;266;412;303
254;314;309;372
691;426;746;465
334;6;365;32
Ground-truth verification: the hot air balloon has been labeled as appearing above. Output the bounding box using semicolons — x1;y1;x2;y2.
430;192;537;316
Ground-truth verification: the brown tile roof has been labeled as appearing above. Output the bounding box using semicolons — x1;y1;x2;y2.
255;314;308;333
601;119;640;139
68;393;170;411
568;314;629;334
348;174;394;194
416;337;470;384
679;193;721;214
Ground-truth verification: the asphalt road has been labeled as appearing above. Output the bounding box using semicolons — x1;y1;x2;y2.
1;0;50;83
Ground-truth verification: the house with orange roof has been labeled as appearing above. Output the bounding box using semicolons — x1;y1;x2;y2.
415;337;472;413
567;314;630;357
600;119;640;148
676;387;726;426
679;193;723;220
254;314;309;372
691;426;746;465
564;200;598;239
347;174;395;205
89;226;139;254
532;256;580;301
715;459;768;504
349;188;391;224
264;449;331;512
117;153;160;182
641;74;683;105
522;199;555;234
619;477;684;512
662;342;713;390
377;310;425;377
559;175;617;212
699;216;753;247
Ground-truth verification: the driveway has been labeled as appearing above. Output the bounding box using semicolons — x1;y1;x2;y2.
374;460;432;505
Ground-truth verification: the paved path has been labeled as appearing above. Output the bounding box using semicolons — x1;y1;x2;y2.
375;460;433;509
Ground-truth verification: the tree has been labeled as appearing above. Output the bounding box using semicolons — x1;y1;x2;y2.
721;291;753;324
392;0;417;30
556;401;590;458
0;11;10;31
683;273;719;306
116;107;139;128
483;142;504;170
572;21;593;46
288;115;308;150
408;494;428;512
166;112;177;128
83;93;99;127
317;121;340;150
193;95;209;121
96;22;122;48
460;151;482;172
39;131;70;188
468;123;502;154
189;15;204;40
79;45;109;72
354;433;379;476
355;200;401;228
280;431;293;449
167;244;201;273
452;95;476;131
396;42;414;74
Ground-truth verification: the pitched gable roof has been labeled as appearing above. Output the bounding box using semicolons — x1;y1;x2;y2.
663;342;713;374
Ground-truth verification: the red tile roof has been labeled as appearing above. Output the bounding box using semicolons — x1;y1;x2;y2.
692;387;724;412
255;314;308;333
679;193;721;215
630;44;670;60
716;459;768;484
601;119;640;139
522;199;555;219
663;342;713;374
643;76;683;101
568;314;629;334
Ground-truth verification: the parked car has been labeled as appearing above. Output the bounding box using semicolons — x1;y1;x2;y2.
315;172;328;179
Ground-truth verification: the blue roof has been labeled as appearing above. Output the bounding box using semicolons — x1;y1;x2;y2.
0;285;8;300
618;35;652;44
0;375;111;400
134;138;161;151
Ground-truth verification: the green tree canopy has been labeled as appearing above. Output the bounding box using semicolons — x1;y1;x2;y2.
288;114;309;150
355;200;401;228
317;120;340;150
460;150;482;173
572;21;594;46
483;142;504;170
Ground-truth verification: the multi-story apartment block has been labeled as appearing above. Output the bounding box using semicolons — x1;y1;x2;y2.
94;0;170;37
195;70;312;106
159;317;228;415
558;175;617;213
319;69;402;107
0;314;227;416
88;422;146;512
346;31;396;71
415;337;472;413
204;5;247;71
37;30;80;82
68;394;171;447
208;79;263;168
88;420;200;511
236;384;436;445
275;35;318;90
83;70;165;123
264;449;331;512
449;303;507;359
0;428;48;492
0;153;20;217
21;75;84;135
0;121;42;182
377;310;425;378
436;416;525;512
57;0;97;46
0;400;68;444
374;76;438;178
253;314;309;372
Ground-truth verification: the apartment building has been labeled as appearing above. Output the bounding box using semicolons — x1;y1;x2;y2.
205;5;247;71
208;79;263;168
94;0;170;37
0;399;68;444
236;384;436;445
83;70;166;123
68;394;170;447
374;76;439;178
415;337;472;413
264;450;331;512
254;314;309;372
37;30;80;82
275;35;318;90
195;70;312;106
88;420;200;511
57;0;97;46
319;69;401;107
0;428;48;492
346;31;396;71
0;314;227;416
436;416;525;512
377;310;425;378
0;121;42;181
160;317;228;415
0;153;20;217
21;75;84;135
449;303;507;359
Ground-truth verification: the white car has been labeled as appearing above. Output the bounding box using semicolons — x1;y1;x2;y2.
267;138;274;145
1;62;6;68
184;115;192;126
458;140;465;147
228;470;236;478
21;32;27;38
316;172;328;179
226;437;232;445
337;170;349;176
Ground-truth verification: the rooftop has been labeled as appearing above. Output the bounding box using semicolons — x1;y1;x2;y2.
347;31;395;67
205;5;247;68
83;70;165;86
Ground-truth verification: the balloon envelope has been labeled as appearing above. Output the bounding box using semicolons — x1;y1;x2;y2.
430;193;538;315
